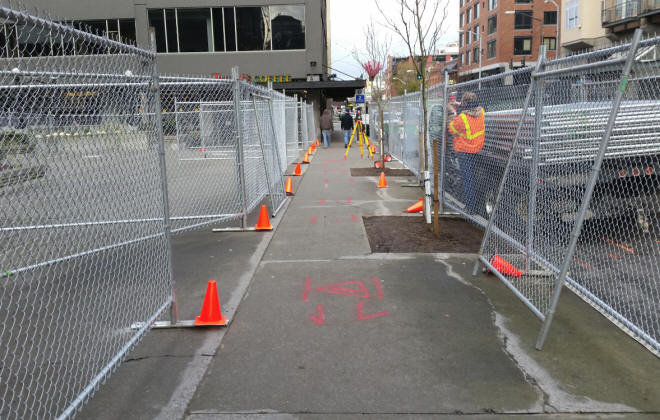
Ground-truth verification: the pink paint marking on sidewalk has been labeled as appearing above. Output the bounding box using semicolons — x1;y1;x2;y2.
302;277;311;302
310;304;325;325
356;301;388;320
320;198;326;205
351;214;358;223
310;216;318;225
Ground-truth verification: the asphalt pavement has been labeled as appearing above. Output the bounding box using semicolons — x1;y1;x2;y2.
77;126;659;419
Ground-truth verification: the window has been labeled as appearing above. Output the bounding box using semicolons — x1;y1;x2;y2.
460;13;464;27
544;11;557;25
515;0;532;3
514;36;532;55
514;10;533;29
466;49;470;64
459;32;463;47
459;53;463;66
488;15;497;34
118;19;136;44
224;8;237;51
487;39;496;58
236;7;271;51
474;25;479;41
566;0;578;29
212;8;225;52
474;3;479;19
488;0;498;10
473;46;479;63
466;30;471;44
165;9;177;52
467;8;471;23
543;37;556;50
178;9;212;52
460;0;464;6
271;5;305;50
148;10;166;52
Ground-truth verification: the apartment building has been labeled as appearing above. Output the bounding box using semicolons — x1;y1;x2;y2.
458;0;559;80
601;0;660;41
561;0;610;54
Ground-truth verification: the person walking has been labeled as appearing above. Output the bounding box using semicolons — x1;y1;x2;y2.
448;92;485;215
319;109;333;148
340;109;354;148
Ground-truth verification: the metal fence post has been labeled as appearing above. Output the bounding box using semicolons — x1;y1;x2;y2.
438;71;450;216
526;46;547;268
535;29;643;350
472;55;545;277
149;28;177;325
232;67;249;229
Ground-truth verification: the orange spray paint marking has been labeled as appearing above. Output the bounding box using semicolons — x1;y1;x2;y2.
572;257;594;271
603;237;635;254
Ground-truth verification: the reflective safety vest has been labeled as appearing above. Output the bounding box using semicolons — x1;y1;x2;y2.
449;108;485;154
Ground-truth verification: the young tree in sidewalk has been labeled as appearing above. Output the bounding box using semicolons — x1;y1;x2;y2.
376;0;449;180
352;20;391;169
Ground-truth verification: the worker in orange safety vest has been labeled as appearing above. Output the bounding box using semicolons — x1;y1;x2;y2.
448;91;485;215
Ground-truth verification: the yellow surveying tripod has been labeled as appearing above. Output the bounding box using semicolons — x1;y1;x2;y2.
344;120;374;160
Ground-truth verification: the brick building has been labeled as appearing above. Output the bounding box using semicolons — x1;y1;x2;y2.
458;0;560;80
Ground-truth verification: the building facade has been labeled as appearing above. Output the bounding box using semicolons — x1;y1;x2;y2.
458;0;559;80
601;0;660;41
560;0;610;55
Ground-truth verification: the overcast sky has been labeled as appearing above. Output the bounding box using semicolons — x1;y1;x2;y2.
329;0;460;80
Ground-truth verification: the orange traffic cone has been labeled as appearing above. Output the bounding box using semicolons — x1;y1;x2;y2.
406;198;424;213
255;205;273;230
384;155;392;162
293;162;302;176
285;177;294;195
490;255;522;277
194;280;227;326
312;143;317;151
302;153;310;164
316;138;320;146
377;171;388;188
308;146;314;155
374;161;382;169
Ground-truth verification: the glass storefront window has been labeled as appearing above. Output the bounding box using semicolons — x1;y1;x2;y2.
270;5;305;50
236;7;271;51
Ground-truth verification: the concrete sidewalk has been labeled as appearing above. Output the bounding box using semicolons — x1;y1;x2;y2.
180;129;659;419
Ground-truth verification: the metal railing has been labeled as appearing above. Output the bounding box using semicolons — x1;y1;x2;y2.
0;3;315;418
601;0;660;26
370;31;660;357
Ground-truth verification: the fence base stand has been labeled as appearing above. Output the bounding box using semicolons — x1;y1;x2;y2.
131;320;228;329
212;227;257;232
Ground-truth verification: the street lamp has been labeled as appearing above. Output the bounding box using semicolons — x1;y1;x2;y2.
458;28;482;88
392;76;409;95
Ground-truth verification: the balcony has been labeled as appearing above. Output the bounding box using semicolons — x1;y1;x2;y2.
601;0;660;26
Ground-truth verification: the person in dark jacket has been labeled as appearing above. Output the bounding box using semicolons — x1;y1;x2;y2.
340;110;354;148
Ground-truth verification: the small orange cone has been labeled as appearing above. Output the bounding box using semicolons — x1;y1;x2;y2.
302;153;310;164
377;171;388;188
374;161;382;169
316;138;320;146
255;205;273;230
293;162;302;176
308;146;314;155
194;280;227;326
312;143;317;151
406;198;424;213
384;155;392;162
490;255;522;277
285;177;294;195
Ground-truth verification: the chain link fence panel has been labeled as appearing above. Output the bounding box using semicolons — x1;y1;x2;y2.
478;36;660;355
0;5;172;419
284;97;299;165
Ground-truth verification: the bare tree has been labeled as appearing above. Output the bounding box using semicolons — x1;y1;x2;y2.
376;0;449;178
352;20;391;168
